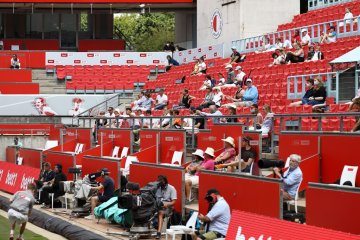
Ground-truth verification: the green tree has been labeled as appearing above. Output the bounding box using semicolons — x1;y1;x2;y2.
114;13;175;51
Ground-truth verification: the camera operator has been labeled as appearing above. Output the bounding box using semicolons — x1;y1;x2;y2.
191;188;230;240
155;175;177;239
273;154;303;200
85;168;115;220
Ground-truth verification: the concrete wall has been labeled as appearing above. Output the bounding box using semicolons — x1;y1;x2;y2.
0;136;48;161
175;12;197;49
197;0;300;53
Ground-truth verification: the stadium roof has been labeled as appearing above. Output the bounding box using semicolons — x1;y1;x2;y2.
330;46;360;64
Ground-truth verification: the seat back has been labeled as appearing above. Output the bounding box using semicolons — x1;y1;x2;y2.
340;165;358;187
112;146;120;158
120;147;129;158
44;140;58;150
294;179;302;201
186;211;199;229
285;157;290;168
17;157;23;165
123;156;138;177
171;151;183;166
75;143;84;154
74;143;80;153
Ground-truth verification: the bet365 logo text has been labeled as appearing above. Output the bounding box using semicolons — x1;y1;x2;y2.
5;171;18;186
20;174;35;190
236;227;272;240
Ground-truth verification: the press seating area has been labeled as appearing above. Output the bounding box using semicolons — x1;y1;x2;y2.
56;65;154;94
277;0;360;31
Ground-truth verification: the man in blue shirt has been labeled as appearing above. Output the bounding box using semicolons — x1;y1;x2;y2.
192;188;230;240
273;154;303;200
237;79;258;107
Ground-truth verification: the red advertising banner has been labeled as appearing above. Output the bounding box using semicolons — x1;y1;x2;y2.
159;131;185;164
279;133;319;160
0;161;41;194
226;210;360;240
140;130;158;149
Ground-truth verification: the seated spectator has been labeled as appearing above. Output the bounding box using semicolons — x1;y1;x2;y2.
255;37;272;53
40;164;67;208
166;55;179;71
191;189;230;240
200;87;215;109
163;41;174;52
214;137;236;165
235;66;247;85
285;42;304;64
217;72;226;86
154;89;168;110
138;92;153;111
200;74;214;90
307;77;327;106
173;89;195;109
153;108;171;129
311;45;324;61
269;49;286;66
236;79;259;107
193;107;205;129
132;92;146;111
348;98;360;132
155;175;177;239
249;103;263;129
306;45;315;61
10;54;20;69
198;57;207;74
185;149;215;203
85;168;115;220
260;104;274;136
142;110;152;129
292;29;301;44
273;154;303;200
190;59;200;75
198;105;223;124
35;162;55;201
300;28;311;46
93;111;107;141
227;46;246;64
110;108;121;128
223;64;236;87
171;109;183;129
216;136;257;173
221;104;238;123
339;7;354;26
212;87;223;107
289;78;315;106
223;83;245;108
320;26;337;44
183;107;196;128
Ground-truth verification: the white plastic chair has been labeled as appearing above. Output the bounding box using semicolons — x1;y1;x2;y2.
75;144;84;154
166;211;198;240
285;157;290;168
171;151;183;166
120;147;129;158
121;156;138;177
17;157;23;165
111;146;120;158
340;165;358;187
286;179;302;213
44;140;58;150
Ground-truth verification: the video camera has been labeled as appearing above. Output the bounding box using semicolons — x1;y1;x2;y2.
88;171;102;183
258;159;285;169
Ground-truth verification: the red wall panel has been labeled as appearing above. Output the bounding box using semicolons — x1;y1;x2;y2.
6;147;16;164
3;39;58;51
0;124;51;135
129;162;184;213
140;130;158;149
298;154;320;191
0;83;39;94
97;129;131;148
46;151;75;180
199;171;282;219
0;51;46;68
279;134;319;160
130;145;157;167
78;40;125;52
18;148;43;169
0;69;32;82
307;183;360;235
159;131;185;164
64;128;92;151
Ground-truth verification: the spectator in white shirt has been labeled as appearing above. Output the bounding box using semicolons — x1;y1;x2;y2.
340;7;354;26
200;74;213;90
300;29;311;46
154;89;168;110
212;87;223;107
217;72;226;86
235;66;246;85
320;26;337;44
11;54;20;69
198;57;207;75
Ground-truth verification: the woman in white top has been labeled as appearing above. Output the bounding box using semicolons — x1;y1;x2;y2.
217;72;226;86
212;87;223;107
199;74;213;90
198;57;207;75
340;7;354;26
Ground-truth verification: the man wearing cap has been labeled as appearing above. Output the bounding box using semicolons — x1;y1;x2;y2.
185;149;215;203
214;137;236;165
237;78;258;107
224;64;235;86
191;188;230;240
85;168;115;220
227;46;245;65
40;163;67;208
235;66;247;85
273;154;303;200
8;183;36;240
300;29;311;46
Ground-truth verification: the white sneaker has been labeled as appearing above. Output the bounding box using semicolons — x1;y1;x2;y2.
84;215;94;220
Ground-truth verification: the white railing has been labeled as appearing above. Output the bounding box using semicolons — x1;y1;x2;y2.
287;72;339;103
308;0;354;11
172;43;224;65
231;16;360;53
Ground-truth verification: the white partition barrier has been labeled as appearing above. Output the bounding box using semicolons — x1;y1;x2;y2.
46;52;169;66
172;43;224;65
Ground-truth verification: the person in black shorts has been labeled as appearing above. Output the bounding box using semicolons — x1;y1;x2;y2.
85;168;115;220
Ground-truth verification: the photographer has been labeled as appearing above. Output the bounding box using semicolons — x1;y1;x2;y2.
191;188;230;240
155;175;177;239
273;154;303;200
85;168;115;220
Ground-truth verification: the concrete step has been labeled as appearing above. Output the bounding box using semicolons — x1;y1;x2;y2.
32;69;66;94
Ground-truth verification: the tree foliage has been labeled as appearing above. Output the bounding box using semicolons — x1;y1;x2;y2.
114;13;175;51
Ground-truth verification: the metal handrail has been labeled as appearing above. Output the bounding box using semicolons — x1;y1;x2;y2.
77;93;122;116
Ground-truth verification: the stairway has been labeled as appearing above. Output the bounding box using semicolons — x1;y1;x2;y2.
32;70;66;94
